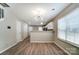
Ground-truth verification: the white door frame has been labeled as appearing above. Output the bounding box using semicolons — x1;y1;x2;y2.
16;20;22;42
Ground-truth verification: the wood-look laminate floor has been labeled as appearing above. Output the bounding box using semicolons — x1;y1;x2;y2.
1;39;67;55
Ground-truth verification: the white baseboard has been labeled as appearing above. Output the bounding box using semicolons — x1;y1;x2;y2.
0;42;17;54
54;42;71;55
0;36;29;54
30;41;53;43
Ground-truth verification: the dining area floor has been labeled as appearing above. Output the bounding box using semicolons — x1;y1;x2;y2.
1;38;67;55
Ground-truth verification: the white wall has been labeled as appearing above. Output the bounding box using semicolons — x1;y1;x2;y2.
16;20;29;42
16;20;22;42
29;26;33;32
38;27;43;31
21;22;29;40
29;26;43;31
0;5;29;53
0;5;18;53
32;27;38;31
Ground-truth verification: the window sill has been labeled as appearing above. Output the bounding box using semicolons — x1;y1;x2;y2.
58;38;79;48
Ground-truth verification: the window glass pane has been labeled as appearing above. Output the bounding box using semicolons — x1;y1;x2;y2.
2;9;4;18
58;18;66;40
58;8;79;45
0;8;1;18
66;8;79;44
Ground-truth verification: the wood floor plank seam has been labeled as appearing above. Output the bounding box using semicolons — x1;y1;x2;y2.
0;38;67;55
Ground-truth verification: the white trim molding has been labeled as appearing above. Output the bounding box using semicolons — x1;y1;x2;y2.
54;42;71;55
30;41;53;43
0;42;17;54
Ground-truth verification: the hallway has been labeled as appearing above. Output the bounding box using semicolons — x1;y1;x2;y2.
1;38;67;55
0;3;79;55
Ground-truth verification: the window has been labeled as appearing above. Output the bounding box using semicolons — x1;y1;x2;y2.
39;27;43;31
58;8;79;46
0;8;1;18
0;7;4;21
58;18;66;40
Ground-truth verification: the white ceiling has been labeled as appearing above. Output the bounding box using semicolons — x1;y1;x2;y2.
8;3;69;25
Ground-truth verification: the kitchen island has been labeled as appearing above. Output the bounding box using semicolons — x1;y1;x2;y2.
30;31;53;43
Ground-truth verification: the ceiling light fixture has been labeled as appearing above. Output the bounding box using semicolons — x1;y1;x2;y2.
32;8;46;16
32;8;46;25
41;22;43;25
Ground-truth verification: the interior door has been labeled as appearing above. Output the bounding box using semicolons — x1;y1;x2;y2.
16;20;22;42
